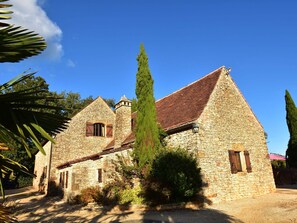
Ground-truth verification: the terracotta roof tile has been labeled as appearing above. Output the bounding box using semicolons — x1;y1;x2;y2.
115;67;223;148
156;67;222;130
58;67;223;168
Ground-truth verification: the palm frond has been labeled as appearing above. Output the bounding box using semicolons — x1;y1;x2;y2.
0;25;46;62
0;0;12;28
0;154;34;200
0;73;70;156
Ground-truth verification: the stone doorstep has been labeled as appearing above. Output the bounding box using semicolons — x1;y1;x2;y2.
82;202;202;213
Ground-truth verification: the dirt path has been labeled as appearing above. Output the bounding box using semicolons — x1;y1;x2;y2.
4;187;297;223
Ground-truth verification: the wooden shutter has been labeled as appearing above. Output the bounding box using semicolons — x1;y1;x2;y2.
59;172;62;185
98;169;102;183
65;171;68;188
228;150;238;174
244;150;252;173
106;124;113;137
86;122;93;136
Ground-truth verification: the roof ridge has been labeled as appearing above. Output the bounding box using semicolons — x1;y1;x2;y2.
156;66;225;103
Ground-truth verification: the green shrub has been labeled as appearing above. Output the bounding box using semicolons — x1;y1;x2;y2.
101;181;125;205
18;175;33;188
80;186;102;204
119;185;144;205
271;160;286;169
145;148;202;204
66;193;81;205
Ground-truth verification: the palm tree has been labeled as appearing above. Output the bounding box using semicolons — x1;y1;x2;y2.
0;0;69;207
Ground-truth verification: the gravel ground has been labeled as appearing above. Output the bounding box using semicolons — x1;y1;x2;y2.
4;186;297;223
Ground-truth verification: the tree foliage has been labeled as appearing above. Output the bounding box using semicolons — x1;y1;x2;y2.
133;44;161;169
0;1;69;203
1;75;115;190
144;148;202;204
285;90;297;168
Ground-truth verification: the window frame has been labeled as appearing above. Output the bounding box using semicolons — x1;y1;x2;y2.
228;150;252;174
93;123;105;137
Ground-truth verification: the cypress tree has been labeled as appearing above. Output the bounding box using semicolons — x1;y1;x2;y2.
134;44;161;168
285;90;297;168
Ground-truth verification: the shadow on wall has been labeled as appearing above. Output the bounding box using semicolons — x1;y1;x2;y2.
46;180;64;198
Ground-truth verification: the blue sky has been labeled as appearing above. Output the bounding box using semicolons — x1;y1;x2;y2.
2;0;297;155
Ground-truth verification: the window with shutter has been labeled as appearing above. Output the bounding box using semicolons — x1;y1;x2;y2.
229;150;252;174
244;150;252;173
86;122;93;136
106;124;113;137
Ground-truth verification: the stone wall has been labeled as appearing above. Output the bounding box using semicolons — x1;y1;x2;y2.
114;97;132;148
50;97;115;185
64;159;103;194
197;70;275;203
166;129;199;154
33;141;51;192
58;149;132;199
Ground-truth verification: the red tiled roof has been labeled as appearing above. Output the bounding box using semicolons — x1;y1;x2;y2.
58;67;223;169
156;67;222;130
111;67;223;149
270;153;286;161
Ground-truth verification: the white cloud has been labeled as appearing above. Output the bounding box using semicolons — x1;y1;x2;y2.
9;0;63;60
66;59;76;68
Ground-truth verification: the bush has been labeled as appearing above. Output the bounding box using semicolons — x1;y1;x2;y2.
66;193;81;205
101;181;125;205
119;185;144;205
18;175;33;188
145;148;202;204
271;160;286;169
80;186;102;204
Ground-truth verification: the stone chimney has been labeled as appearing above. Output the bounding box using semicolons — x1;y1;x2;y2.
114;95;132;148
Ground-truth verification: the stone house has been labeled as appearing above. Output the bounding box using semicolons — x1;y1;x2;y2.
33;66;276;203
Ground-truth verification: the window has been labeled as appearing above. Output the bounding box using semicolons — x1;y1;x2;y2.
98;169;102;183
86;122;112;137
234;152;242;172
94;123;105;136
228;150;252;174
59;171;69;188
